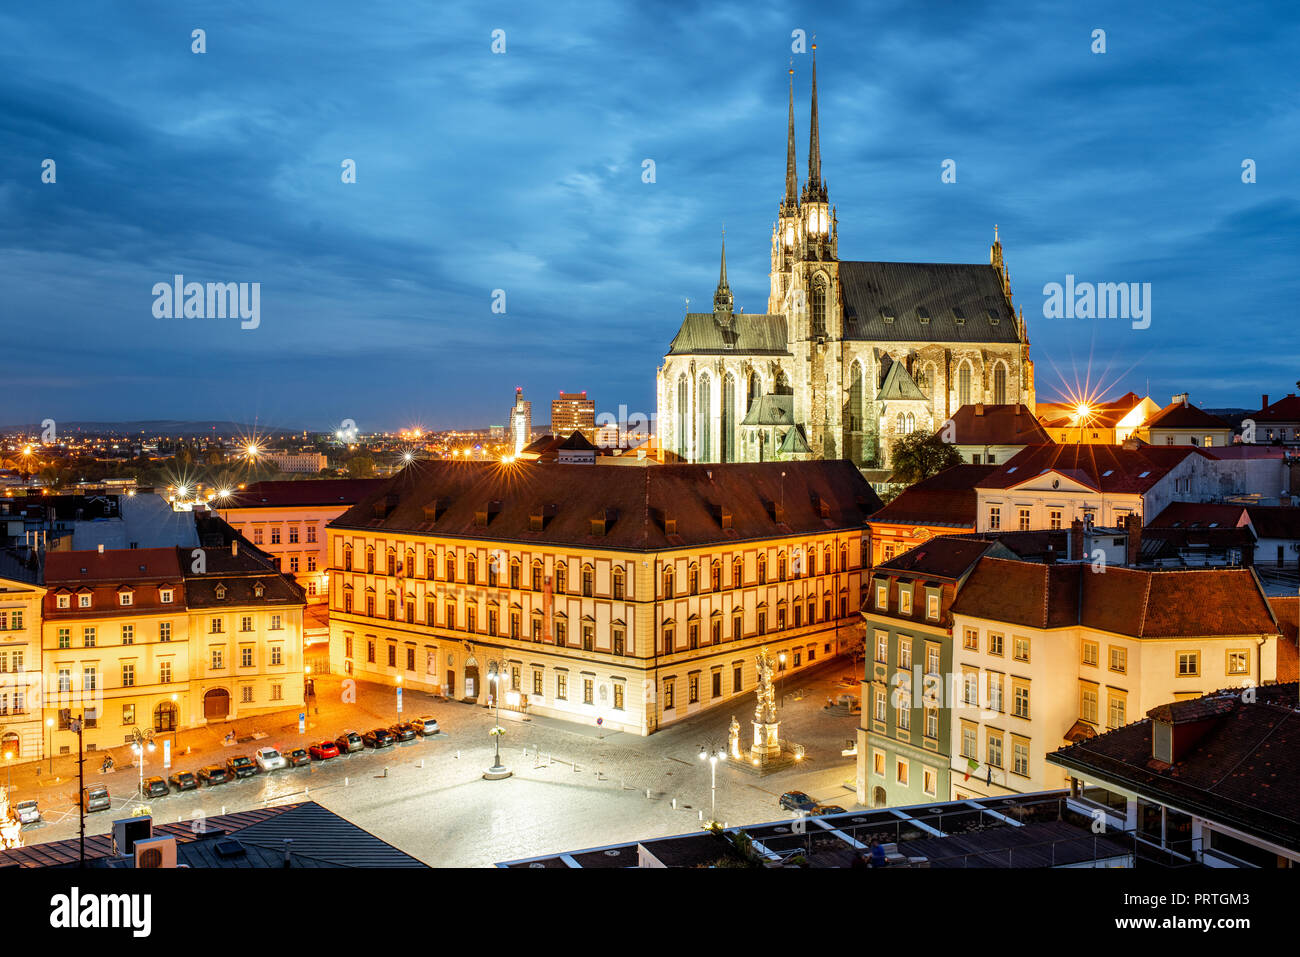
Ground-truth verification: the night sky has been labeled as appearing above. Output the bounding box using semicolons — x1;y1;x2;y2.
2;1;1296;432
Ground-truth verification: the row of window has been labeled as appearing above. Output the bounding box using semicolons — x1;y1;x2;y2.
52;644;287;690
0;610;26;630
870;751;942;796
249;524;318;546
960;628;1030;662
955;726;1032;777
665;597;848;652
340;541;864;598
55;587;175;610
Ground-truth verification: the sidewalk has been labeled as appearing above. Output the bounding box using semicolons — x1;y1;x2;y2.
2;675;450;809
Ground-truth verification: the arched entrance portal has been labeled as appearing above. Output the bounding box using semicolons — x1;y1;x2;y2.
203;688;230;720
1;732;19;758
872;786;887;808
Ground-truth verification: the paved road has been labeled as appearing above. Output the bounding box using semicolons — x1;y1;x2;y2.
9;657;867;867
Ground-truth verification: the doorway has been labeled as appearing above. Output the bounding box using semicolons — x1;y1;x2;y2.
203;688;230;719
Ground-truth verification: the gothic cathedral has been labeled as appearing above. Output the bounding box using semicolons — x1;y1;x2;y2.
656;49;1035;470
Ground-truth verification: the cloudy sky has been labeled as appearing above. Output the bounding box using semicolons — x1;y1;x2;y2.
1;0;1296;431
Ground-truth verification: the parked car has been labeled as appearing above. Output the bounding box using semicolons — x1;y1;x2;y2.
142;776;170;799
255;747;287;772
197;765;229;786
779;791;817;813
335;731;364;754
362;728;395;749
813;804;847;816
389;722;418;742
309;740;340;760
168;770;198;792
413;716;440;736
82;784;111;812
284;747;311;768
226;755;257;779
13;800;40;825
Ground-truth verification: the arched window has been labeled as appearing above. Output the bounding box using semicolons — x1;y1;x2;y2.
778;551;787;581
466;554;478;585
722;372;736;462
905;412;915;434
581;563;594;597
698;374;712;461
958;363;972;407
896;412;906;435
531;559;543;590
342;544;353;571
847;363;864;431
732;555;744;587
747;372;761;413
757;553;767;584
612;566;625;600
663;566;675;598
687;563;699;595
554;562;567;595
775;368;792;395
509;557;521;589
993;362;1008;405
445;554;456;582
676;374;689;460
710;559;721;591
810;275;827;337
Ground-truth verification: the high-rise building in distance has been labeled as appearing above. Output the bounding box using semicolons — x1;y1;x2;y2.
509;388;532;454
551;391;596;439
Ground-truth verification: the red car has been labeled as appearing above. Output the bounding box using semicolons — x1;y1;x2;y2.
308;740;340;760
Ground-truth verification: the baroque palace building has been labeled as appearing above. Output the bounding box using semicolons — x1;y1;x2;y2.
657;49;1035;470
326;459;880;735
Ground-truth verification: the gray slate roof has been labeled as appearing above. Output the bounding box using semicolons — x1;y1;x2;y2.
666;313;790;355
877;358;927;400
741;394;797;426
838;261;1022;343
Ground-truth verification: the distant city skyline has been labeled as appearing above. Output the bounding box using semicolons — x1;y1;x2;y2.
2;1;1297;430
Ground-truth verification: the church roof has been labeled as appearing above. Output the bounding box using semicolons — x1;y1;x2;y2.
838;261;1023;344
877;358;927;400
741;394;797;426
778;425;812;454
666;313;790;356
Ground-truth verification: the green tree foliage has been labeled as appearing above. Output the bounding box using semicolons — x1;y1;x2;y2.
888;431;962;485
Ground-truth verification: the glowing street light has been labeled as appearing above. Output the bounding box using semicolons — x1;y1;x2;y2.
699;745;727;824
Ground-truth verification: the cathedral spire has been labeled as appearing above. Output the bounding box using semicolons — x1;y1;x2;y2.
714;231;733;315
783;64;798;212
803;42;826;202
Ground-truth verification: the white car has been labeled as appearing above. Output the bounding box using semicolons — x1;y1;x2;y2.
14;800;40;825
414;716;440;736
255;747;286;771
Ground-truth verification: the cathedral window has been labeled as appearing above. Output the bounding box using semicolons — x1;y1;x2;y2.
810;276;827;338
993;363;1008;405
958;363;973;407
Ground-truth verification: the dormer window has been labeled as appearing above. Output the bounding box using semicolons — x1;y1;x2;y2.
118;591;133;607
78;593;92;609
160;589;173;604
254;582;265;599
952;307;966;324
916;306;931;324
215;584;228;600
56;594;70;609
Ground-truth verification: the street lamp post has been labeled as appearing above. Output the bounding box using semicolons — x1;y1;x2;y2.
395;674;403;720
69;716;85;866
45;717;53;774
129;727;156;802
778;651;788;710
698;745;727;825
483;664;511;780
3;751;12;798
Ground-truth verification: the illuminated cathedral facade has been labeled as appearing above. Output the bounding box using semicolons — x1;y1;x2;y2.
656;50;1035;469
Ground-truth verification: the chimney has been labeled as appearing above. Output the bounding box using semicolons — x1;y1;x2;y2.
975;404;985;416
1069;519;1084;561
231;540;238;556
1125;513;1141;566
1171;392;1189;407
97;543;104;554
282;838;293;868
1262;394;1269;411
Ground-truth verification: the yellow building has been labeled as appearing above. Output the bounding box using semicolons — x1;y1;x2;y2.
0;561;45;765
328;460;880;734
946;558;1280;800
1037;392;1158;445
41;539;304;756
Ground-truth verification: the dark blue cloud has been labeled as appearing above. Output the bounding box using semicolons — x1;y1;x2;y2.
1;0;1296;431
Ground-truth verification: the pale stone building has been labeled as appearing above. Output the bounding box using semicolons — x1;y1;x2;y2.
657;51;1035;470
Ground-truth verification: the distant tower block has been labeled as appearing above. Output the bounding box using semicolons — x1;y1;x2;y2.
509;388;532;455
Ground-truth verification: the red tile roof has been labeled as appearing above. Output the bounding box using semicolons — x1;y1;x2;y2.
868;464;997;528
332;460;881;549
44;548;183;584
976;444;1206;495
1145;501;1250;529
1246;505;1300;540
1270;596;1298;683
1249;393;1300;423
1036;392;1145;430
946;404;1051;447
1145;399;1232;432
873;535;1001;580
229;479;388;509
952;558;1279;637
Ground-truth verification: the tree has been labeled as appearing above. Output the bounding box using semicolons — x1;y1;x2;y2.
346;455;375;478
889;430;962;485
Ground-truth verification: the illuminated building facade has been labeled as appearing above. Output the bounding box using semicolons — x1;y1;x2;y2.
327;459;879;734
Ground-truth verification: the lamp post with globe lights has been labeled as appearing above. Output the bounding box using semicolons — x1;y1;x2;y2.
129;727;155;804
698;744;727;825
483;663;511;780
